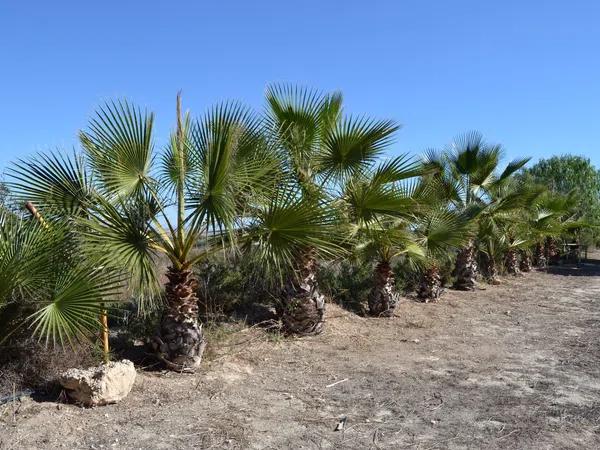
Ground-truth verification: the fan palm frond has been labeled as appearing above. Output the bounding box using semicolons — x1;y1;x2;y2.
28;265;122;346
317;116;400;182
245;186;345;283
80;100;154;198
8;151;94;216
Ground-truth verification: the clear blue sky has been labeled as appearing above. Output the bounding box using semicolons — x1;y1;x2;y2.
1;0;599;174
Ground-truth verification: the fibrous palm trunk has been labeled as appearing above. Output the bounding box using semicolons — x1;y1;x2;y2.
368;261;400;316
453;241;477;291
505;249;520;276
519;250;532;272
481;252;500;285
153;267;206;372
417;265;443;302
281;248;325;335
534;243;547;269
545;237;559;265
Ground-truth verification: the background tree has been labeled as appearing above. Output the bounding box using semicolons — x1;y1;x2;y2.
521;155;600;230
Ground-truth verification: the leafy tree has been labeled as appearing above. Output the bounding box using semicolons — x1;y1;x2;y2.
521;155;600;225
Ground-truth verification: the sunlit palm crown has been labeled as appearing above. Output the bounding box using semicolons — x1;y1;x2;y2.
8;96;277;308
423;131;530;212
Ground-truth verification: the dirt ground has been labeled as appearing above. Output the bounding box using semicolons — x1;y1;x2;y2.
2;258;600;450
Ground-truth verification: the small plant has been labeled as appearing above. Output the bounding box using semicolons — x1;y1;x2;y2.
319;261;373;315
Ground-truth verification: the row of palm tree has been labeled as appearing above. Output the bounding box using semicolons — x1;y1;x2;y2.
0;86;587;373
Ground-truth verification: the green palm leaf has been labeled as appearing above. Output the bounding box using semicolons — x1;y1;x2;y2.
80;197;161;308
414;208;470;262
7;151;94;216
0;213;54;303
245;186;345;283
317;116;400;182
187;102;278;236
80;100;154;198
28;265;122;346
265;84;342;189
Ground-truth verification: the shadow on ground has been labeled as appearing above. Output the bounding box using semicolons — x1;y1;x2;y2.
546;257;600;277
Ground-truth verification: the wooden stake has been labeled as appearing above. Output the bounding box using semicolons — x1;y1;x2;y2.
100;307;110;364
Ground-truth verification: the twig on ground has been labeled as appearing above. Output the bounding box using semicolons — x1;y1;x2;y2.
326;378;349;388
497;428;520;440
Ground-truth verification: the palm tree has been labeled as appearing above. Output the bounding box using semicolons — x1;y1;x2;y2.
424;132;530;290
243;187;343;334
259;85;401;331
413;208;470;302
0;210;120;349
476;179;544;280
340;156;423;316
523;191;578;269
8;95;276;372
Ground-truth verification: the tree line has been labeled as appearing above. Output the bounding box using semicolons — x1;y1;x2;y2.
0;86;597;372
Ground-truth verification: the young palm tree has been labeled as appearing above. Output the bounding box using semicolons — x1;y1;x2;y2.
476;179;544;280
523;191;578;269
424;132;530;291
260;85;402;331
364;228;411;317
341;156;423;316
8;95;276;372
413;209;470;302
243;187;343;334
0;210;120;349
519;248;533;272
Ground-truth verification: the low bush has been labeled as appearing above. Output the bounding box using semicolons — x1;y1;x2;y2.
318;261;372;315
0;336;98;398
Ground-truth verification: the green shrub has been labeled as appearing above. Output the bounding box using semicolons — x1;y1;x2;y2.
318;261;372;315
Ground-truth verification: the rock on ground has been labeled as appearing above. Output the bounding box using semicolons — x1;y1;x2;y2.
59;359;136;406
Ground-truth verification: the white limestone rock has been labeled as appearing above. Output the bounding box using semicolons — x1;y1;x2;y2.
59;359;136;406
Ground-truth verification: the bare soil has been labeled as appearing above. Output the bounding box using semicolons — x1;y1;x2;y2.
2;259;600;449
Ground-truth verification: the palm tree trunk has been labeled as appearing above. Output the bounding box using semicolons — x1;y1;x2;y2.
368;260;400;316
480;252;500;285
153;267;206;372
505;249;520;276
534;243;547;269
417;265;442;302
453;240;477;291
281;248;325;336
519;250;532;272
545;237;559;265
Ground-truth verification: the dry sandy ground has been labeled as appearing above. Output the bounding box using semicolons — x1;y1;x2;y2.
2;260;600;449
